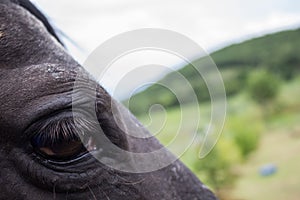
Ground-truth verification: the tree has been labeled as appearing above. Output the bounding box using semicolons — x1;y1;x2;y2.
247;69;281;107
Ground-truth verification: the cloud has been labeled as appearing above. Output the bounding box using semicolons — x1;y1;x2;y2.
33;0;300;56
32;0;300;97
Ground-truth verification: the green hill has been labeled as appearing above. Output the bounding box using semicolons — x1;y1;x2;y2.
211;29;300;77
125;28;300;115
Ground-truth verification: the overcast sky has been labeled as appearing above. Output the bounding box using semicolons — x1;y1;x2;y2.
32;0;300;99
33;0;300;59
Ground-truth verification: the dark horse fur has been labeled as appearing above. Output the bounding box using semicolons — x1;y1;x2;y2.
0;0;218;199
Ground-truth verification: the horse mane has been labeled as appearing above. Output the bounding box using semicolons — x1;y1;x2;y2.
14;0;63;45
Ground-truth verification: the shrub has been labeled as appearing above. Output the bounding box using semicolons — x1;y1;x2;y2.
247;69;281;105
226;114;263;159
194;138;241;191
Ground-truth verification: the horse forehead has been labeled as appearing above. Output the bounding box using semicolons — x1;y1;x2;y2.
0;3;43;32
0;2;64;68
0;2;80;92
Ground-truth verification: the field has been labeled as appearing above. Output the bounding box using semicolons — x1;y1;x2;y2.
233;78;300;200
134;77;300;199
233;125;300;200
126;29;300;199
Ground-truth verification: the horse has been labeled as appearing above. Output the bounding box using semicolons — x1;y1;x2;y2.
0;0;218;199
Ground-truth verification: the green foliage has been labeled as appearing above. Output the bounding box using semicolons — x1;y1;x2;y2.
194;139;241;190
226;114;263;159
194;112;263;194
211;28;300;80
247;70;281;105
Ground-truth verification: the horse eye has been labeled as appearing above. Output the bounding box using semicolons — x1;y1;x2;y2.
31;134;96;161
28;115;99;161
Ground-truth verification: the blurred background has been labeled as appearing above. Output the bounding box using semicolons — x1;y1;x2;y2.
33;0;300;199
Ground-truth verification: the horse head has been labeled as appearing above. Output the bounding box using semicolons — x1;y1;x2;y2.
0;0;218;199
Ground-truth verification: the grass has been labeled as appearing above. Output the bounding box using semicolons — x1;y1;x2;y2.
137;101;213;166
233;124;300;200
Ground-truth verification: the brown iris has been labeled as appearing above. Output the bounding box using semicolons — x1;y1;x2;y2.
38;140;85;158
31;132;89;160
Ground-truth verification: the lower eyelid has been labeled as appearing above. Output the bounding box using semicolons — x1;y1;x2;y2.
11;147;104;192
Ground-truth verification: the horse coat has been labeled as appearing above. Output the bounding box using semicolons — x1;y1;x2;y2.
0;0;218;199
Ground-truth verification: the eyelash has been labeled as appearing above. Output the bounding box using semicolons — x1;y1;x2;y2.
28;115;99;160
31;118;83;147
